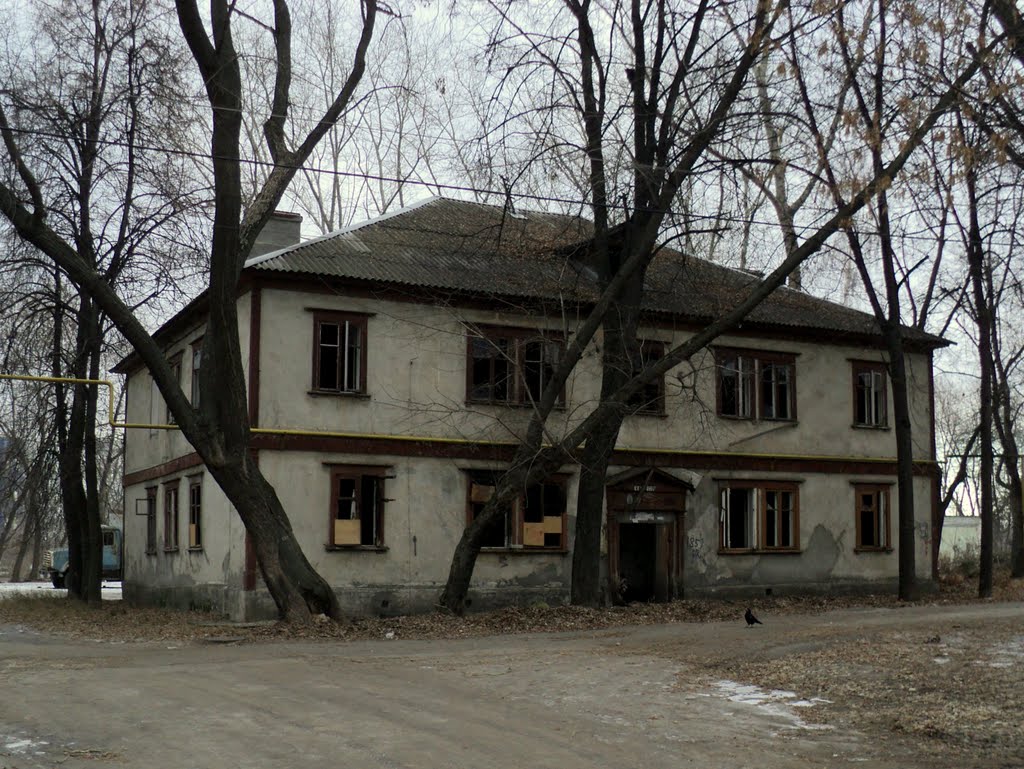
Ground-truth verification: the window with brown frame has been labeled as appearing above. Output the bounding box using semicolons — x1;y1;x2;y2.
465;470;567;550
852;361;887;427
327;466;388;548
163;480;180;552
716;348;796;421
166;353;183;424
190;339;203;409
145;486;158;554
188;476;203;549
466;327;564;406
312;311;368;394
626;340;666;415
719;481;799;552
854;484;891;551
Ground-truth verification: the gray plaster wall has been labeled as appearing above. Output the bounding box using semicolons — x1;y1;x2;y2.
681;471;936;598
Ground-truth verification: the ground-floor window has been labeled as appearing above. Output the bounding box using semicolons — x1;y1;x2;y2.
854;483;891;551
188;475;203;550
719;481;799;552
327;465;389;548
163;479;180;552
466;470;567;550
145;486;158;554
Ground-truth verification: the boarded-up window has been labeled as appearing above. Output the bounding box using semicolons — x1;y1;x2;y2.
188;476;203;549
465;470;567;550
328;467;388;547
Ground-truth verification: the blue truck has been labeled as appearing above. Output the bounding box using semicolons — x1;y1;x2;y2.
44;525;123;588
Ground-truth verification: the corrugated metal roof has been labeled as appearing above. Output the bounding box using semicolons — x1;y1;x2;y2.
245;196;943;345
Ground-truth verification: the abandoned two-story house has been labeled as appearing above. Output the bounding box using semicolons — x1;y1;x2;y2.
116;197;943;619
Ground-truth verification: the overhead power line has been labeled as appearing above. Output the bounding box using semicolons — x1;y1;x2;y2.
1;123;1021;248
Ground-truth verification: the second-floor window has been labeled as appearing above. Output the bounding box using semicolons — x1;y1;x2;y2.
191;339;203;409
313;312;368;394
716;348;796;421
467;327;564;406
167;354;183;424
626;340;666;415
852;361;887;427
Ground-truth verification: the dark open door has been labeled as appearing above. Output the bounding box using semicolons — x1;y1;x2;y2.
606;468;691;604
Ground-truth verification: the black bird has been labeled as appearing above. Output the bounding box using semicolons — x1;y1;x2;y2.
744;608;763;627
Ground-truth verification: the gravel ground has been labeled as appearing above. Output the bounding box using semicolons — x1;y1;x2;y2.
1;573;1022;766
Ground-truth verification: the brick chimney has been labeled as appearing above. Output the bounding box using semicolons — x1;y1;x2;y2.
251;211;302;257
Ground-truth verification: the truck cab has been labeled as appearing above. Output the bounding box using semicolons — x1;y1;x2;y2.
46;526;123;589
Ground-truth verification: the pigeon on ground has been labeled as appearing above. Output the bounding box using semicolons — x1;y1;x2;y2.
744;608;762;627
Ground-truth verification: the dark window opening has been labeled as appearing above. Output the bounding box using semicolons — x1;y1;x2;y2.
329;469;385;547
626;340;666;415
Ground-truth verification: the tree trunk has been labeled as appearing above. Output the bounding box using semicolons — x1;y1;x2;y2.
886;331;918;601
966;170;994;598
204;452;341;620
571;292;640;607
10;523;30;582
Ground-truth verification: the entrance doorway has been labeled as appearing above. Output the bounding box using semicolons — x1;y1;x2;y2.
606;468;693;605
618;523;657;602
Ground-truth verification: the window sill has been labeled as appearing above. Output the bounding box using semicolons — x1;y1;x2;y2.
854;546;893;553
163;547;179;554
145;549;158;556
324;544;389;552
465;399;566;411
479;547;568;555
627;409;668;419
717;414;798;424
187;546;204;553
308;390;370;399
851;423;891;431
718;548;801;555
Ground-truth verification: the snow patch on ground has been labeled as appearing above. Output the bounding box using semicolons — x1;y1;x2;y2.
713;680;833;731
3;734;48;755
0;580;121;600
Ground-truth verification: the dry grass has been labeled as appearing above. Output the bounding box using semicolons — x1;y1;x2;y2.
1;570;1020;645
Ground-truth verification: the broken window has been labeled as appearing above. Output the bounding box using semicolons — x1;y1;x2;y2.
852;362;887;427
188;476;203;549
716;348;796;421
720;482;800;552
854;484;890;550
145;487;157;554
466;470;568;550
626;340;666;415
163;480;180;552
328;466;388;548
466;327;565;406
166;353;183;424
190;339;203;409
313;312;368;394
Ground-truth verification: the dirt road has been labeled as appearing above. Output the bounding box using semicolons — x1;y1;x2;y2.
1;602;1021;769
